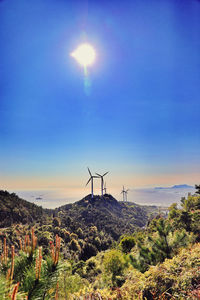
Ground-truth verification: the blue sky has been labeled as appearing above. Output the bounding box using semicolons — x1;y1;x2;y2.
0;0;200;201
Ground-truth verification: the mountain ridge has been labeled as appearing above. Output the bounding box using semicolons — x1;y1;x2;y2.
0;190;158;239
155;184;194;190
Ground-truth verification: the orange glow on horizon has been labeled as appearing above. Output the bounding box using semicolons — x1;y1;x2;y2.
1;172;200;191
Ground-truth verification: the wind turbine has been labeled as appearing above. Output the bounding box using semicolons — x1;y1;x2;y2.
121;186;126;201
125;189;129;202
86;168;98;198
103;182;107;194
96;171;109;197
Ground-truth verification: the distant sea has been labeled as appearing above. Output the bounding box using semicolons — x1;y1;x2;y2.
130;186;195;207
12;186;196;209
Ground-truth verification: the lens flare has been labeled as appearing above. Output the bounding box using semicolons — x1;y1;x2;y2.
71;43;96;67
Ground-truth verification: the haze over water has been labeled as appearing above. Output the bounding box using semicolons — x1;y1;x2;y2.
12;186;195;209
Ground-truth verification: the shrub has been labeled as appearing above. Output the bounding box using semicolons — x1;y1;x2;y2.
119;236;135;253
63;230;71;243
70;233;78;240
103;249;125;285
37;231;52;247
69;239;81;252
77;228;84;239
52;217;60;227
80;243;97;261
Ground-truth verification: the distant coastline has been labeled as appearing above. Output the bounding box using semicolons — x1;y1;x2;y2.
11;184;196;209
155;184;194;190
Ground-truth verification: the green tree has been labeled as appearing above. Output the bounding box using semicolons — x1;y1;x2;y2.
63;230;71;243
52;217;60;227
80;243;97;261
77;228;83;239
103;249;125;285
69;239;81;252
119;236;135;253
70;233;78;240
134;217;193;272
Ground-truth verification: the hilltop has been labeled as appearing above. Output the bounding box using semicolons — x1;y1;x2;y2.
55;194;158;239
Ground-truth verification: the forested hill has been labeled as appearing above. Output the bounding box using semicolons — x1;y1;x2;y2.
55;194;158;239
0;190;46;227
0;191;158;239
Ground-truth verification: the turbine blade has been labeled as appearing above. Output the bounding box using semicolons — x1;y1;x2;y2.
103;171;109;177
95;173;102;177
87;167;92;177
86;177;91;186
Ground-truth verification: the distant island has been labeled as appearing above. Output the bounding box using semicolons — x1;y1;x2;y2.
155;184;194;190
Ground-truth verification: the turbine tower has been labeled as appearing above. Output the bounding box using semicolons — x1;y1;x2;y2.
96;171;109;197
86;168;98;198
103;182;107;194
125;189;129;202
121;186;126;201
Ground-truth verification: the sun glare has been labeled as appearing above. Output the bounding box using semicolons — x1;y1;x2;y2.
71;43;96;67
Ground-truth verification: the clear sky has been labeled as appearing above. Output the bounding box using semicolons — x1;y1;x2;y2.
0;0;200;201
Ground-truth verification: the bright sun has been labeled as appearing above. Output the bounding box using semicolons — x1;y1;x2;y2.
71;43;96;67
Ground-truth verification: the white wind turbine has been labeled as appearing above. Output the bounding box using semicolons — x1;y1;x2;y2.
96;171;109;197
86;168;98;198
121;186;126;201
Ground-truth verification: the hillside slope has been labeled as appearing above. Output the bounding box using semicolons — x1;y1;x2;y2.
0;190;46;227
0;191;158;240
56;194;158;239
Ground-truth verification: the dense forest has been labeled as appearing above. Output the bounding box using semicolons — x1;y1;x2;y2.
0;189;199;299
0;192;159;261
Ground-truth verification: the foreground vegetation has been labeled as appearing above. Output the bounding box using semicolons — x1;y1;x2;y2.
0;190;200;299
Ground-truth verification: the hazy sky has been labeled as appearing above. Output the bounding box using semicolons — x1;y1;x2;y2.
0;0;200;201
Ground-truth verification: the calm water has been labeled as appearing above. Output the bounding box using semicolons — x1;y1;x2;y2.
12;186;195;209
